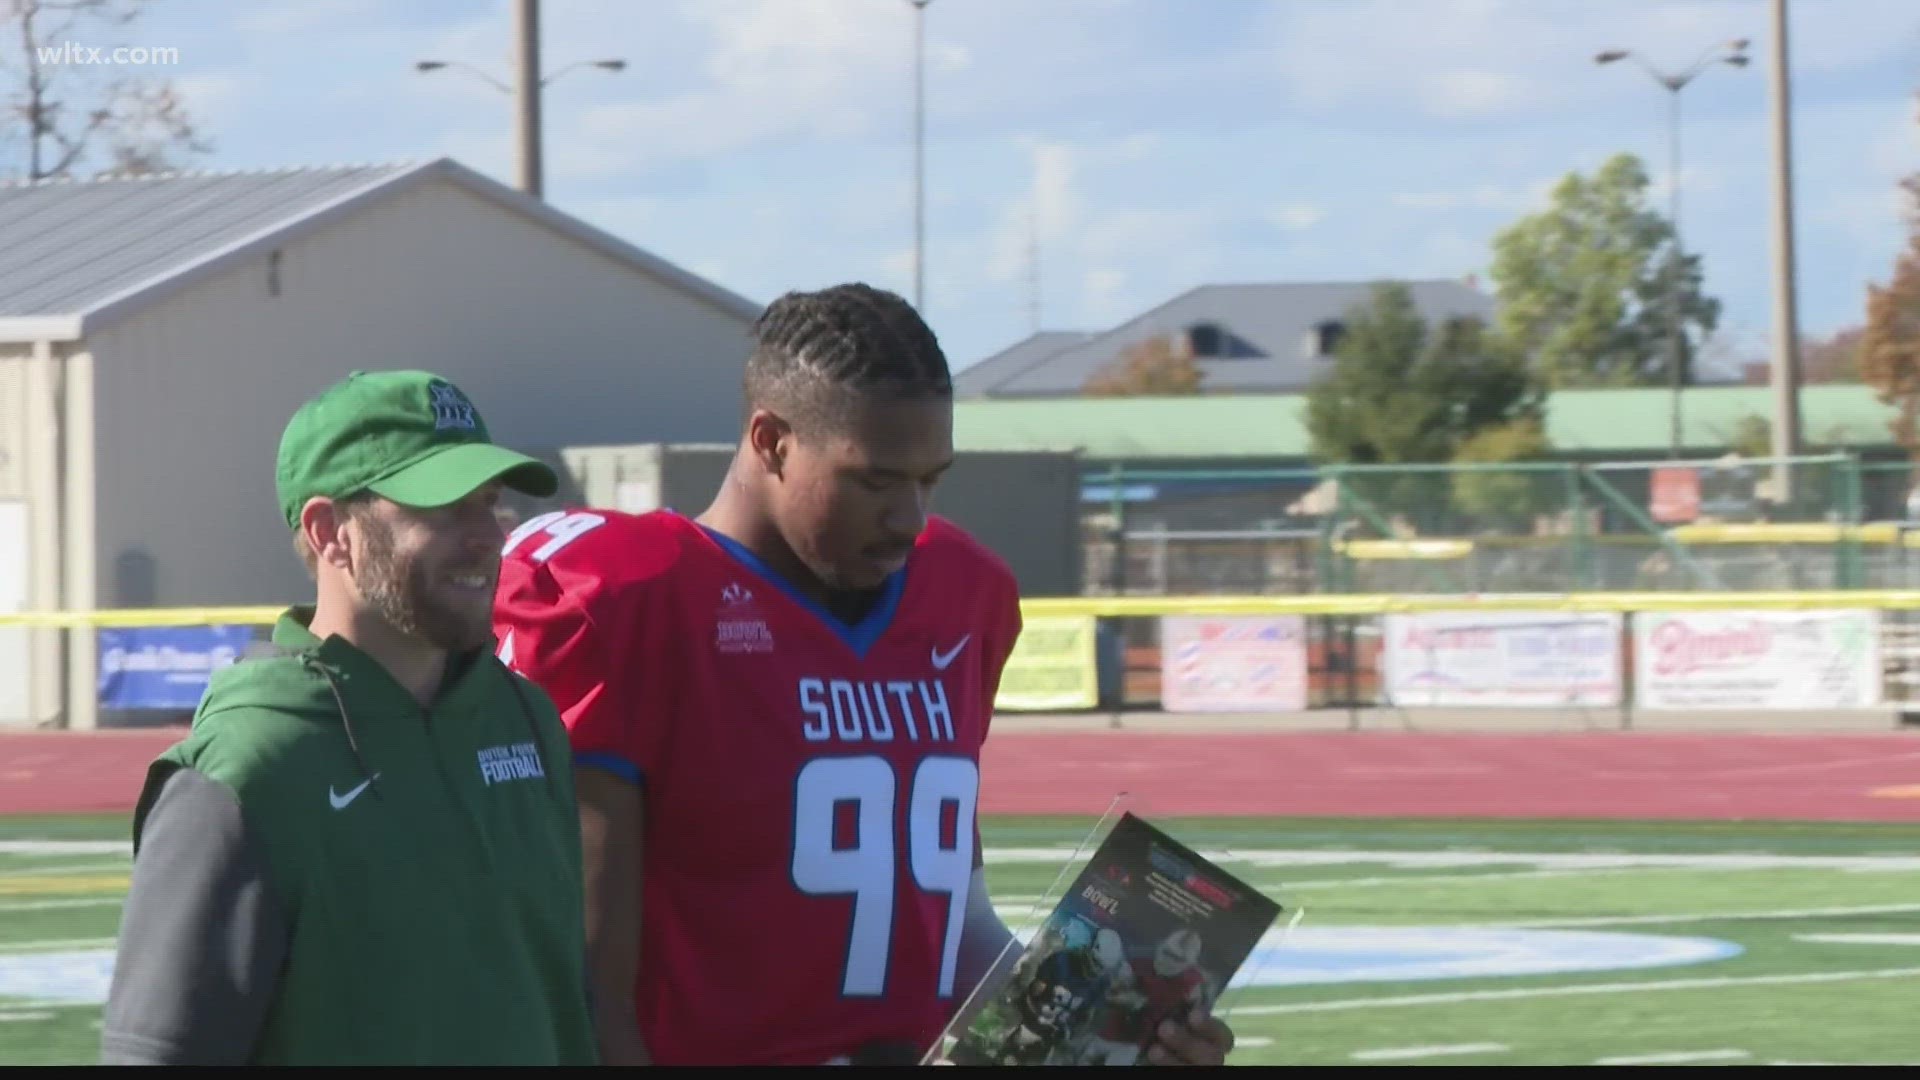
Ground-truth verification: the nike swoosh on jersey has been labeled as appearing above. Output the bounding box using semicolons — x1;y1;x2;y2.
328;775;379;810
931;634;971;670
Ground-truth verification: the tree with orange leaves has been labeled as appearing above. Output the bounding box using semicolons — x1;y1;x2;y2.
1860;171;1920;455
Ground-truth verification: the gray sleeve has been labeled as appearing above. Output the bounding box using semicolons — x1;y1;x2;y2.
100;767;290;1065
954;866;1020;1003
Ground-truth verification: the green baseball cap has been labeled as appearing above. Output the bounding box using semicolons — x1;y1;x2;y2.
275;369;559;528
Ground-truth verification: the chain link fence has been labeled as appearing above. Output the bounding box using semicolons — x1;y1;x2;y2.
1083;454;1920;597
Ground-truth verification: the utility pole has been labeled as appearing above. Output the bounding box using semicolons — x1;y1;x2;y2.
1596;39;1749;459
416;0;621;203
1767;0;1804;504
910;0;931;313
514;0;542;200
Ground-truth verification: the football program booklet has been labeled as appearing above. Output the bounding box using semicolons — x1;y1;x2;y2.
931;811;1286;1066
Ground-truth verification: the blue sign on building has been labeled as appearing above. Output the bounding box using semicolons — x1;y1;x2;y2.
97;626;257;710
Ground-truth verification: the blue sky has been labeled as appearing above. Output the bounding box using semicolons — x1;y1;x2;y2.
24;0;1920;377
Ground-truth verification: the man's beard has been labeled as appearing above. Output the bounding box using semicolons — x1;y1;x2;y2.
354;516;495;652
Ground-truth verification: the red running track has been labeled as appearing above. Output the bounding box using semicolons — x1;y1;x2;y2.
4;728;1920;821
979;730;1920;821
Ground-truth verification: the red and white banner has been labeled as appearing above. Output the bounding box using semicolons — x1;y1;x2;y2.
1633;609;1881;710
1382;611;1624;707
1160;615;1309;712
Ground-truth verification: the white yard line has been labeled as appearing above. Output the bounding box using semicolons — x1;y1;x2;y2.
1278;867;1668;891
0;842;129;857
0;937;116;954
1795;933;1920;947
1230;965;1920;1016
992;859;1913;907
1484;902;1920;930
0;1011;55;1023
984;847;1920;873
0;898;120;914
1595;1049;1750;1065
0;862;128;879
1351;1042;1507;1061
995;900;1920;931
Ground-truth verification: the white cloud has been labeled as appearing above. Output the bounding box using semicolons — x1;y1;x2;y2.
1390;179;1558;213
1260;0;1920;118
1083;269;1132;324
550;0;915;171
1268;206;1325;230
987;136;1159;284
1428;69;1528;117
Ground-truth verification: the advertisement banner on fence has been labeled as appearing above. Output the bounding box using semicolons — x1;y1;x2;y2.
995;614;1099;711
1382;611;1624;707
97;625;256;710
1633;609;1881;710
1160;614;1309;712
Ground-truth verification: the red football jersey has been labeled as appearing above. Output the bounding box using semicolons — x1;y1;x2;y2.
492;508;1024;1066
1098;957;1207;1046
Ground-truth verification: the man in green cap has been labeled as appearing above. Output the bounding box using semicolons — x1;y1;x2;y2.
101;370;599;1066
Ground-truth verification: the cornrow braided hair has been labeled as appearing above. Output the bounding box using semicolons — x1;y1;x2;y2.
744;283;951;435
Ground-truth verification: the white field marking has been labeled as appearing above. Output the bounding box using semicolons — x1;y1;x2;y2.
0;938;115;954
1232;1037;1274;1049
0;842;129;857
1351;1042;1508;1061
1229;965;1920;1016
1273;867;1683;891
0;1011;55;1023
995;900;1920;932
1595;1049;1750;1066
1795;933;1920;947
982;847;1920;873
0;897;120;914
1480;902;1920;930
992;857;1920;902
0;861;129;879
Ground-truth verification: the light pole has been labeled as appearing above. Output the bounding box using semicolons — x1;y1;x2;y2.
909;0;931;314
416;0;625;201
1766;0;1804;505
1596;38;1749;459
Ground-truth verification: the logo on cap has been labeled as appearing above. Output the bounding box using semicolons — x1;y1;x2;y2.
429;380;478;432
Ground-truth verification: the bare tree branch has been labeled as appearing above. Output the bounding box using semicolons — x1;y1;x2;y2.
2;0;210;181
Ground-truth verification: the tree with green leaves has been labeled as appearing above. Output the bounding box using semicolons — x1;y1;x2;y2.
1489;152;1720;389
1450;416;1556;532
1305;281;1547;526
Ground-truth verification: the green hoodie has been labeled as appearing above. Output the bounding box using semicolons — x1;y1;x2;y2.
116;608;598;1066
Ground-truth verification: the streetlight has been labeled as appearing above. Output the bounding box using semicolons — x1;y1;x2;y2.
1595;38;1750;459
415;0;625;201
908;0;931;314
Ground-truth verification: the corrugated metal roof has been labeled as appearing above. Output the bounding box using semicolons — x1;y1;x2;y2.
0;157;763;340
982;280;1495;397
0;163;416;319
954;385;1895;462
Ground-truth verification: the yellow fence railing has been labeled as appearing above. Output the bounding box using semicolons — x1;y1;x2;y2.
16;591;1920;629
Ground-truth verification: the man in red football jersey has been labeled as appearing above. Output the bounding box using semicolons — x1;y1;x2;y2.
492;284;1240;1066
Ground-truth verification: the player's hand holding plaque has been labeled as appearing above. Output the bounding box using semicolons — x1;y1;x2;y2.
927;812;1283;1066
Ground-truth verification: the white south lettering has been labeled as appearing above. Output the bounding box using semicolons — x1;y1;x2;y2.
794;677;959;745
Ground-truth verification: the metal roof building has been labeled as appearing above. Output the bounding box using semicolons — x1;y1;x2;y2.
0;157;763;729
956;279;1494;398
